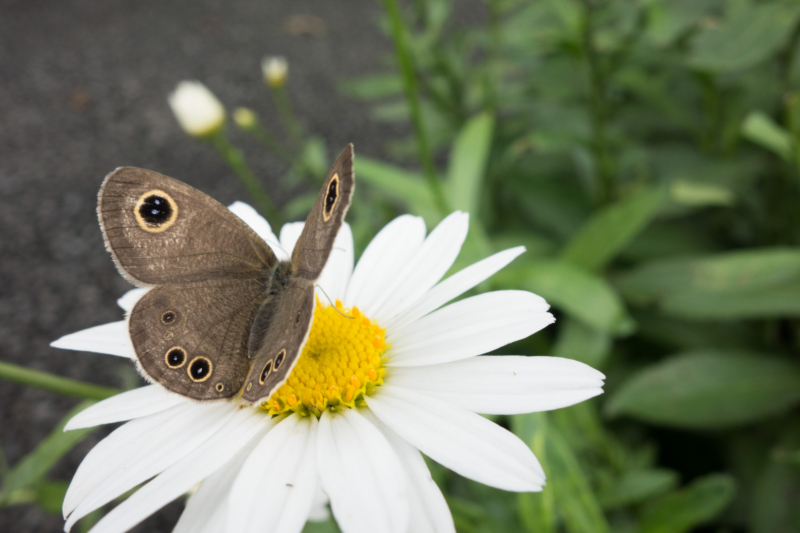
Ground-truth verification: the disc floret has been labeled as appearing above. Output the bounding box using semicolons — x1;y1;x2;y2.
264;298;388;417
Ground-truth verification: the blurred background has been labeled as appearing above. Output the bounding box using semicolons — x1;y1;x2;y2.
2;0;800;532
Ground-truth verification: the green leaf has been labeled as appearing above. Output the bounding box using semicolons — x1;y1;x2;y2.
597;469;678;509
513;412;610;533
0;401;95;501
688;2;800;73
552;317;611;369
741;111;794;161
668;180;734;207
445;112;495;215
614;248;800;319
35;480;70;514
338;73;403;100
355;156;438;220
499;259;635;336
645;0;716;48
547;424;610;533
560;187;664;271
606;351;800;429
302;518;342;533
751;460;800;533
300;136;329;180
640;474;736;533
515;415;555;533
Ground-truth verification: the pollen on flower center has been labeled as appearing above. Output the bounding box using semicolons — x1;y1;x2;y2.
263;298;387;417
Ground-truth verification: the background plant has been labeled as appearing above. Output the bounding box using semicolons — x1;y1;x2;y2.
3;0;800;531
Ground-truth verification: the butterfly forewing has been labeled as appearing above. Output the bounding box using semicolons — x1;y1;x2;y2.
129;279;265;400
291;144;355;282
99;167;277;286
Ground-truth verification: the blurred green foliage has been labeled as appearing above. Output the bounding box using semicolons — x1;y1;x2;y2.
336;0;800;531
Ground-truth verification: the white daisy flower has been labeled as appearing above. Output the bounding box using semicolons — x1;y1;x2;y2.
52;203;605;533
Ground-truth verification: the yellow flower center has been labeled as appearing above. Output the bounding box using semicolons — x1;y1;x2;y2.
263;298;388;417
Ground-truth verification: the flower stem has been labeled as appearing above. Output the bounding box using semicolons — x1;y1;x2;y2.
249;123;295;165
383;0;450;215
581;0;615;204
209;131;285;227
270;86;304;149
0;361;121;400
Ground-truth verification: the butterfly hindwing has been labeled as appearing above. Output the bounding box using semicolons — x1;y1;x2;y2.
241;277;315;405
99;167;277;286
291;144;355;282
129;279;265;401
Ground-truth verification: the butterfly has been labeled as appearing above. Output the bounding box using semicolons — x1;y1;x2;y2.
97;144;354;404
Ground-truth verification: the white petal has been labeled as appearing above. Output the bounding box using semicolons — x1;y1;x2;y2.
51;321;134;358
280;222;305;256
229;201;287;260
316;223;354;304
362;410;455;533
317;409;409;533
63;404;184;518
228;414;319;533
344;215;426;313
64;386;186;431
387;246;526;331
366;385;545;492
370;212;469;323
387;356;604;415
388;291;553;367
307;489;331;522
117;288;149;312
173;424;265;533
86;409;272;533
65;402;234;530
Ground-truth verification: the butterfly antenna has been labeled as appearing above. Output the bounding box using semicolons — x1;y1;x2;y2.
315;285;355;319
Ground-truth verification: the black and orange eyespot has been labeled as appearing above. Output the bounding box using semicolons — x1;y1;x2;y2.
274;349;286;370
259;360;273;384
187;356;212;382
161;310;179;325
215;382;224;392
322;174;339;222
134;189;178;233
165;347;187;368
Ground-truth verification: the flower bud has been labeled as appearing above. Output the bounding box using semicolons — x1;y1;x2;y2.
233;107;258;130
261;56;288;88
168;81;226;138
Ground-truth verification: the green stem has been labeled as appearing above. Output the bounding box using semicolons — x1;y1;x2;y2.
485;0;502;111
249;123;294;165
270;86;304;149
0;361;120;400
209;131;285;227
581;0;615;204
383;0;450;215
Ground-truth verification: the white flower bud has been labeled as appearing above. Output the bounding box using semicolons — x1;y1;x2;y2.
233;107;258;130
168;81;226;138
261;56;288;87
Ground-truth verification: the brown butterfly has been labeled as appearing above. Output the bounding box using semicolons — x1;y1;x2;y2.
97;144;354;404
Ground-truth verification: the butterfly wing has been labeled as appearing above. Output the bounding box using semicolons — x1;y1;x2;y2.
98;167;277;286
291;144;355;282
129;279;265;400
241;277;315;405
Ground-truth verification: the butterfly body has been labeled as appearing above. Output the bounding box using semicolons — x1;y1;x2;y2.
98;145;354;405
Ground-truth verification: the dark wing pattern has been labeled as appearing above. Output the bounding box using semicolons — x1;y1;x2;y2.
99;167;277;286
241;277;315;405
291;144;355;281
129;279;264;401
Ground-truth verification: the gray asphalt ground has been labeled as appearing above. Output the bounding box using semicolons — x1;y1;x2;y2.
0;0;404;530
